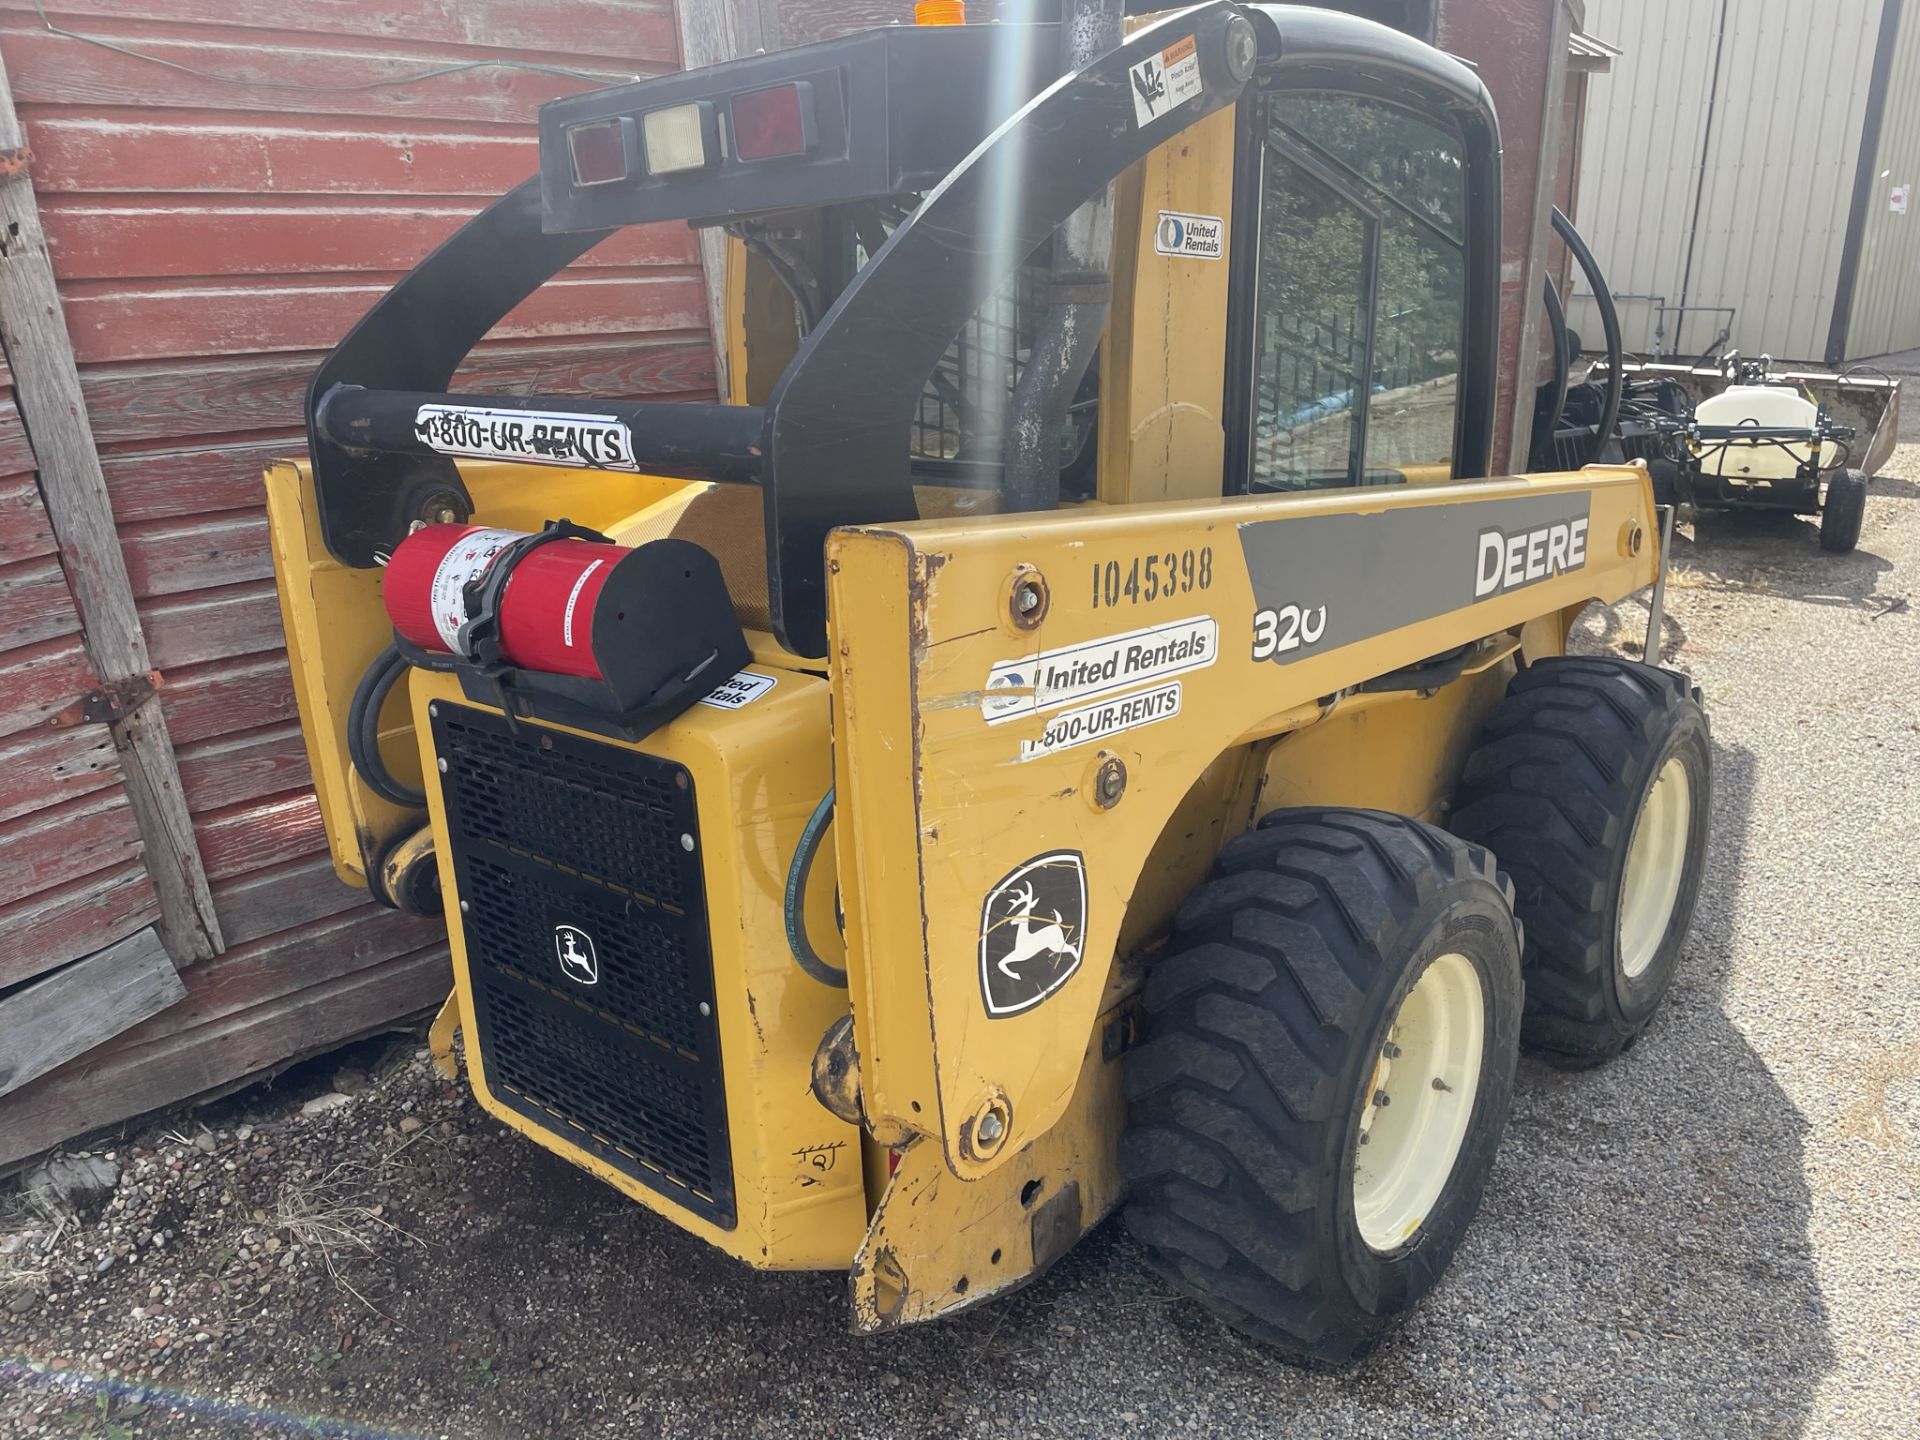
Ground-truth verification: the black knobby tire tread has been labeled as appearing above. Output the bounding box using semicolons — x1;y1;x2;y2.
1820;468;1867;553
1452;656;1702;1063
1120;807;1513;1365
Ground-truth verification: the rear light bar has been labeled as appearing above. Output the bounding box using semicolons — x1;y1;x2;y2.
730;82;816;163
567;83;808;189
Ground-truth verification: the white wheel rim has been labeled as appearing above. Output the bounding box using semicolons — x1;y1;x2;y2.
1352;952;1485;1254
1618;757;1691;980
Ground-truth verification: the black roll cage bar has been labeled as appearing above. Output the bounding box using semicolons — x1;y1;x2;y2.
306;2;1502;658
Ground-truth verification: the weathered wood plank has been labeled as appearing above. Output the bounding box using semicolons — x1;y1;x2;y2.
0;860;157;990
0;472;56;560
100;436;303;525
119;512;272;599
43;200;693;280
140;583;285;671
0;926;185;1101
0;944;449;1169
84;337;714;448
0;23;657;128
61;270;705;364
0;722;118;824
116;903;442;1049
0;554;82;648
777;0;916;45
28;118;540;198
3;1;679;63
0;391;32;476
159;652;297;745
196;790;327;881
0;634;95;738
175;721;312;815
0;50;220;962
211;854;366;950
0;789;145;911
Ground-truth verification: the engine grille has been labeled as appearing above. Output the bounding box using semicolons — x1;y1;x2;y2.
432;703;733;1228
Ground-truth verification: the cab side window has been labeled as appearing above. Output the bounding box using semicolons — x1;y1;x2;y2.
1247;93;1467;491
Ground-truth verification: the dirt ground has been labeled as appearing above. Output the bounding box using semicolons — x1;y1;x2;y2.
3;438;1918;1438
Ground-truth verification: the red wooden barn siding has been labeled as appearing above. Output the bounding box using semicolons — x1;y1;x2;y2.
0;355;164;1001
0;0;711;1162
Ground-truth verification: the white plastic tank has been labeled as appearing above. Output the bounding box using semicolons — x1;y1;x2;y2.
1694;384;1837;478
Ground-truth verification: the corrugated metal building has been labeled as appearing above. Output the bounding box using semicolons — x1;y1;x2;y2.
1572;0;1920;363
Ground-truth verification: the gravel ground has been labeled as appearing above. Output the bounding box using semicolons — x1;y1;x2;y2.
4;441;1918;1439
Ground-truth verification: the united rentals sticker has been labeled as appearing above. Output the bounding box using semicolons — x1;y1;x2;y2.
1129;33;1202;127
697;670;778;709
982;616;1217;725
414;403;640;472
979;851;1087;1018
1154;211;1224;261
1018;681;1182;761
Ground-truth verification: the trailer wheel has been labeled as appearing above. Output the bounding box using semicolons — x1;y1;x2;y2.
1451;657;1711;1066
1120;809;1523;1366
1820;468;1868;553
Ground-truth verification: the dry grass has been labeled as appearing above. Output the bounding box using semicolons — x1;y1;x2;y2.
265;1127;432;1314
0;1188;65;1304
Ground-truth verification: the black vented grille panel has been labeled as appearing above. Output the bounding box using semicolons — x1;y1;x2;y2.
443;713;690;909
433;704;733;1227
464;855;705;1052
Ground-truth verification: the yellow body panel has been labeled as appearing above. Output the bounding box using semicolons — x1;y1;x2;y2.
409;666;867;1269
827;470;1659;1181
1100;105;1238;507
265;458;702;887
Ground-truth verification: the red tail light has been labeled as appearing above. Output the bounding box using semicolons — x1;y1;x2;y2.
731;82;816;162
565;118;631;186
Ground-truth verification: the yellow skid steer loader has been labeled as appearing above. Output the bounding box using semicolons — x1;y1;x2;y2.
268;2;1712;1364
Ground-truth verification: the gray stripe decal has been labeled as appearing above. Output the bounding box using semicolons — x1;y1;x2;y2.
1236;491;1593;666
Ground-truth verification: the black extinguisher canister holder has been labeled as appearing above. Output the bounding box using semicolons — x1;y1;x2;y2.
401;528;750;743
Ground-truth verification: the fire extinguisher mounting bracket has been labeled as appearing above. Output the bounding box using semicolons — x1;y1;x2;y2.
456;517;612;667
398;524;749;743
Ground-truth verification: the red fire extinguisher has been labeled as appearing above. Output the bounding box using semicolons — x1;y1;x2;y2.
384;522;630;680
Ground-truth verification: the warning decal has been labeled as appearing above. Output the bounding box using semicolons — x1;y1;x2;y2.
428;527;518;654
1129;33;1202;127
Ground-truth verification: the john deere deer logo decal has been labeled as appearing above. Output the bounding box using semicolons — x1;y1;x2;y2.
979;852;1088;1017
554;924;599;986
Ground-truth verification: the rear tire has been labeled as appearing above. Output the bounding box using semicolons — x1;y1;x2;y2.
1452;657;1711;1066
1120;809;1523;1366
1820;468;1867;553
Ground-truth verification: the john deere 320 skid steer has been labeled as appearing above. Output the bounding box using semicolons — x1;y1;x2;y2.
268;2;1713;1364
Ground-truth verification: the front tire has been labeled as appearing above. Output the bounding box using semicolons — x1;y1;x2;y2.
1120;809;1523;1366
1452;657;1712;1065
1820;468;1867;553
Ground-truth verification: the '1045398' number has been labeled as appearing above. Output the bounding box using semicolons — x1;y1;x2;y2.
1252;603;1328;660
1091;547;1212;607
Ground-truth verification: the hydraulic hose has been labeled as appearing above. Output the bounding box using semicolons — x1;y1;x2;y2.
784;787;848;988
1552;206;1624;467
348;643;426;808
